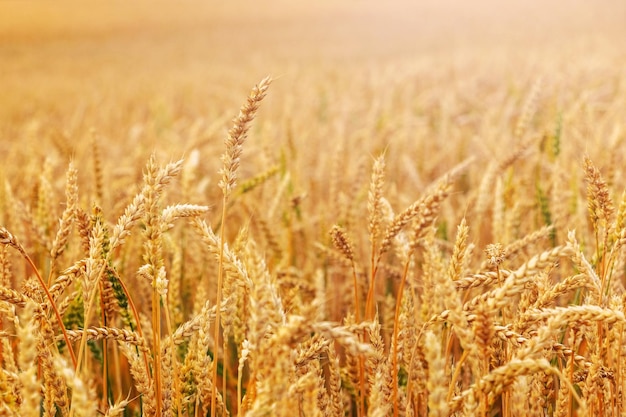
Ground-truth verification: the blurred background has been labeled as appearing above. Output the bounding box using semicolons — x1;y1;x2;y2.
1;0;624;119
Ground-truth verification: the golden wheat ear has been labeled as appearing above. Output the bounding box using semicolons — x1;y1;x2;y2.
0;226;78;368
213;75;272;417
219;76;272;198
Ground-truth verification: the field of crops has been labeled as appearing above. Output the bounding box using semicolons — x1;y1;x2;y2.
1;1;626;416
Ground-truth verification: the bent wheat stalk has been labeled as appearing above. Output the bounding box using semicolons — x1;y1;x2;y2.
0;226;77;368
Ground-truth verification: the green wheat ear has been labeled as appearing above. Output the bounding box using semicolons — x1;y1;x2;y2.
535;182;555;246
552;113;562;159
238;164;280;195
101;236;138;331
87;339;103;365
62;287;85;332
108;268;135;329
91;205;135;330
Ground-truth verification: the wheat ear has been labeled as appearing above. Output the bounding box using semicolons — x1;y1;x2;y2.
329;224;366;417
49;161;78;282
214;75;271;417
583;155;615;292
0;227;77;368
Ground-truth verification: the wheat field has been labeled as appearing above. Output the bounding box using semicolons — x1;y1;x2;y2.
1;1;626;416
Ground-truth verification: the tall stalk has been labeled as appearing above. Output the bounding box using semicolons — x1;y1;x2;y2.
212;76;272;417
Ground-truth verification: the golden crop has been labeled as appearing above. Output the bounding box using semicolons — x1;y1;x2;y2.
0;1;625;416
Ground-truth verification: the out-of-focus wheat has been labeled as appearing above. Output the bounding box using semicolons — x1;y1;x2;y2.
1;24;626;417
